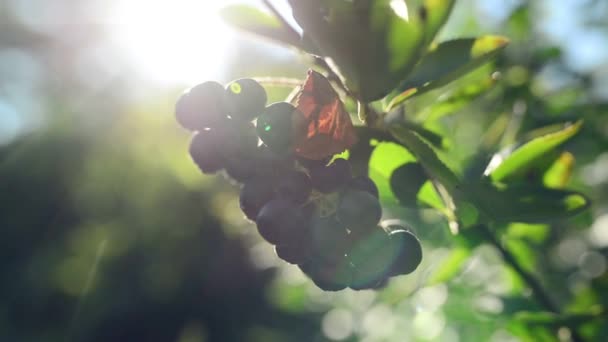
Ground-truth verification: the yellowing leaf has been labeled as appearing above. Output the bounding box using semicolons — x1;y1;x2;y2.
388;36;508;108
488;121;582;182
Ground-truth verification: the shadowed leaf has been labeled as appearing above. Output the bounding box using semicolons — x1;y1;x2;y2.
289;0;426;101
389;123;460;192
221;5;302;48
467;182;590;224
389;36;508;108
420;0;456;45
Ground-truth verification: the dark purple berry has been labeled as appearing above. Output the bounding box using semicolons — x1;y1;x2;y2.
380;219;410;234
348;176;379;198
385;227;422;276
252;144;294;178
239;178;276;221
309;216;350;264
297;156;331;169
225;78;267;121
390;162;427;207
256;199;309;246
221;122;260;182
256;102;296;156
309;158;352;193
221;121;259;157
299;257;352;291
275;243;311;265
176;81;226;130
277;171;312;204
188;130;224;174
348;227;396;290
224;158;256;183
350;273;390;291
372;277;389;290
336;190;382;232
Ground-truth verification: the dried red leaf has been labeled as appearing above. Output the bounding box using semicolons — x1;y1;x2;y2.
292;70;357;160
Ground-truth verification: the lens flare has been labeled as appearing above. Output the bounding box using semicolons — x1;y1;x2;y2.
106;0;233;85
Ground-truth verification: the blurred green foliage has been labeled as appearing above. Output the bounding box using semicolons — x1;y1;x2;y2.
2;0;608;341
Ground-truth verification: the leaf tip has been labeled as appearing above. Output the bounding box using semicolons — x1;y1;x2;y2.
471;35;510;57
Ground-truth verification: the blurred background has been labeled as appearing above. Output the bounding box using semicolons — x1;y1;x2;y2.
1;0;608;341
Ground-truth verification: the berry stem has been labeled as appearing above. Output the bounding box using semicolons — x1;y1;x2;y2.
478;224;585;342
349;135;373;178
358;102;384;128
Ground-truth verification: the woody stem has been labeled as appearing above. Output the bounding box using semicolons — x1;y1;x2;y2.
358;102;368;124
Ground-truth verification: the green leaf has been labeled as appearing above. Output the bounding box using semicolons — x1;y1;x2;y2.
487;121;583;182
220;5;302;48
467;182;590;224
420;71;499;121
504;238;537;273
455;201;479;227
400;121;445;148
389;124;460;228
383;111;446;147
492;150;561;185
389;123;460;192
300;32;323;55
543;152;575;188
420;0;456;45
386;88;419;111
289;0;426;101
392;36;509;103
418;180;445;209
489;150;574;189
506;223;550;244
507;322;556;342
369;142;415;205
427;247;470;285
462;113;511;181
387;65;497;116
368;142;445;210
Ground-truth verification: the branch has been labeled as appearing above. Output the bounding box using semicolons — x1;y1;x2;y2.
478;224;585;342
252;77;303;88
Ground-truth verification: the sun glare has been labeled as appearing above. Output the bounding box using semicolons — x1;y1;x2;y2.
390;0;409;21
107;0;233;85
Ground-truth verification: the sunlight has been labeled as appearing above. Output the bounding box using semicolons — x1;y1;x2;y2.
107;0;234;85
390;0;409;21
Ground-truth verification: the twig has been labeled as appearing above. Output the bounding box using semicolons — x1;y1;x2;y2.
478;224;585;342
252;77;303;88
358;101;368;123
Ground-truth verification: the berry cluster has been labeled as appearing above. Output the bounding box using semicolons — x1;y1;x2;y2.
176;78;422;291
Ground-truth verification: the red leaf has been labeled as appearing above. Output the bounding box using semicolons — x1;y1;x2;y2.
293;70;357;160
